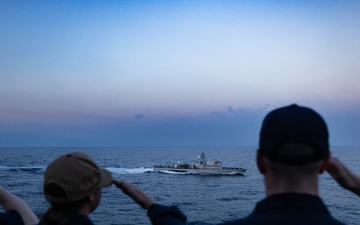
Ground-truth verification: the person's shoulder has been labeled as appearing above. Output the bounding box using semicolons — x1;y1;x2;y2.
0;210;24;225
219;218;247;225
68;213;94;225
219;215;346;225
329;219;347;225
148;204;187;224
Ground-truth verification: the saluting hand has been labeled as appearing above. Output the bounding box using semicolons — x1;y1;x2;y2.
113;180;157;209
327;157;360;197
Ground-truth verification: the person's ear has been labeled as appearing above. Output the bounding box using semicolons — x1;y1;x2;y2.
319;152;331;174
88;189;100;202
257;150;266;174
88;192;96;203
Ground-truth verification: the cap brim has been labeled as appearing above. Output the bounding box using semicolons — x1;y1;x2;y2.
98;169;113;187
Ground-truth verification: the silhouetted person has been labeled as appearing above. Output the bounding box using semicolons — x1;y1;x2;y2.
220;104;345;224
39;152;186;225
39;152;113;225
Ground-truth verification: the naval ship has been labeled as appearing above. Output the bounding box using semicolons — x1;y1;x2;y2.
153;152;246;175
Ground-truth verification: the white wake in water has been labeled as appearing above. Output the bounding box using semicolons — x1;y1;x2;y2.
106;167;153;174
0;166;153;174
0;165;46;171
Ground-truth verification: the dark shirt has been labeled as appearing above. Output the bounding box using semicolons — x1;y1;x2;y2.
66;213;94;225
38;213;94;225
220;193;345;225
0;211;24;225
148;204;187;225
38;207;186;225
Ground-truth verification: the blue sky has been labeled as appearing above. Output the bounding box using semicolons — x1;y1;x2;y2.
1;0;360;146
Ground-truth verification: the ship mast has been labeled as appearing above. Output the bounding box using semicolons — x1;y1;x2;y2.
199;152;206;167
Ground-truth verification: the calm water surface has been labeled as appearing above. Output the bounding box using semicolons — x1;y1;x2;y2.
0;146;359;225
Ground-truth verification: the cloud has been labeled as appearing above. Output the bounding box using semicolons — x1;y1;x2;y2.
227;106;235;114
1;105;359;146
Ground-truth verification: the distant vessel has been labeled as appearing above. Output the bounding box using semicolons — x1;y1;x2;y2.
153;153;246;175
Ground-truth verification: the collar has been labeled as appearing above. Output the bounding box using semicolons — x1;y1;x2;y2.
68;213;94;225
254;193;330;215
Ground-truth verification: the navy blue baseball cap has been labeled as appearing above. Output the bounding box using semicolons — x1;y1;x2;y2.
259;104;329;165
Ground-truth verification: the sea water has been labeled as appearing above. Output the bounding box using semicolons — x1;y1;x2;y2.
0;146;359;225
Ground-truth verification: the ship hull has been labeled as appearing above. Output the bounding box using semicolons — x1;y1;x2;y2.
153;167;246;175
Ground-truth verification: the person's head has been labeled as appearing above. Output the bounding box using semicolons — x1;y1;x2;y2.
256;104;331;191
40;152;113;225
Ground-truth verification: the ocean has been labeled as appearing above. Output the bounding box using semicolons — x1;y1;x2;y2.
0;146;359;225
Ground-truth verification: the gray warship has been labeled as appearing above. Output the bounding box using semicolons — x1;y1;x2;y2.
153;152;246;175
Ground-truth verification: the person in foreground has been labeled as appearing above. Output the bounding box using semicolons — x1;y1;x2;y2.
219;104;345;224
38;152;186;225
38;152;113;225
0;186;38;225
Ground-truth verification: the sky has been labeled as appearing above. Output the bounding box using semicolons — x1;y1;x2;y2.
1;0;360;147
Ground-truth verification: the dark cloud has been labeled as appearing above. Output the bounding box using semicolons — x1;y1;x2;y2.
227;106;235;114
135;114;144;120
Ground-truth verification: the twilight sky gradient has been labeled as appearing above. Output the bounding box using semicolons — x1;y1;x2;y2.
1;1;360;146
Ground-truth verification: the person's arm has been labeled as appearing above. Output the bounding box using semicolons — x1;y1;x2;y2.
113;180;156;209
113;180;187;225
327;157;360;197
0;186;39;225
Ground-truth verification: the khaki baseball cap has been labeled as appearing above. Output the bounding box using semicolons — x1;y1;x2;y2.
44;152;113;204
